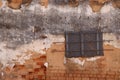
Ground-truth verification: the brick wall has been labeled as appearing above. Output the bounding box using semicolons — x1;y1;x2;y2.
1;52;46;80
0;38;120;80
46;43;120;80
46;69;120;80
2;67;120;80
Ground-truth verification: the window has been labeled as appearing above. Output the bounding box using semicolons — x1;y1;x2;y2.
65;30;104;58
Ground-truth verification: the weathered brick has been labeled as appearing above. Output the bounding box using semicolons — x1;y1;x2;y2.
82;77;89;80
57;77;66;80
36;62;44;65
29;75;34;79
97;78;106;80
89;77;97;80
51;76;58;80
68;73;73;77
106;78;115;80
74;77;82;80
106;74;115;79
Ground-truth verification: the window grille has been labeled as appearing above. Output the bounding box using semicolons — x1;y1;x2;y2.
65;30;104;58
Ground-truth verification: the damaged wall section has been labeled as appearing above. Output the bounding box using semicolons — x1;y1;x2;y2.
0;0;119;80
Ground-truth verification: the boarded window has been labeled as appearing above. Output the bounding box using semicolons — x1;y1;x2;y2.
65;30;104;58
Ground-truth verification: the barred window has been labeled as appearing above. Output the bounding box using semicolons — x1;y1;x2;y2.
65;30;104;58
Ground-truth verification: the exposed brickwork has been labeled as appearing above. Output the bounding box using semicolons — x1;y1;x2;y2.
46;43;120;80
46;69;120;80
3;52;46;80
0;42;119;80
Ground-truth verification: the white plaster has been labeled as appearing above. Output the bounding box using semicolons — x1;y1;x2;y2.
44;62;48;68
64;57;67;64
0;0;116;14
0;34;65;68
103;33;120;48
69;56;103;66
100;3;114;13
86;5;95;16
1;72;4;76
86;57;101;61
70;58;85;66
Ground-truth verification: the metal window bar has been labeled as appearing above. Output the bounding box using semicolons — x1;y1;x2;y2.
81;33;84;56
97;32;100;55
54;31;113;57
65;30;105;57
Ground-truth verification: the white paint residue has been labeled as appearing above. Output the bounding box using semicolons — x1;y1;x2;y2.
0;42;19;67
69;56;102;66
103;33;120;48
64;57;67;64
86;57;101;61
70;58;85;66
44;62;48;68
100;3;114;13
0;0;7;9
86;5;94;16
0;34;65;68
0;42;34;68
1;72;4;76
20;35;53;54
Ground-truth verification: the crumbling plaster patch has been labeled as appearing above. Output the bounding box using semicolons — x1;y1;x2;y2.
100;3;114;13
0;0;119;69
103;33;120;48
0;33;119;68
0;34;64;68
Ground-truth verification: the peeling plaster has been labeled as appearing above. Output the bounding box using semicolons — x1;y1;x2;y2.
100;3;115;13
69;58;85;66
0;34;64;68
0;0;119;69
86;57;101;61
67;57;102;66
103;33;120;48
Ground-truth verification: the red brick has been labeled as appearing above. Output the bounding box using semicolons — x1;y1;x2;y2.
68;73;73;77
38;71;45;75
106;78;115;80
51;76;58;80
97;78;106;80
29;75;34;79
21;75;26;78
82;70;91;75
34;74;38;78
106;74;115;78
13;65;25;70
82;77;89;80
38;75;43;78
66;77;74;80
33;57;41;62
36;62;44;65
81;75;86;77
74;77;82;80
28;72;33;75
34;68;40;72
57;77;66;80
100;74;106;78
40;55;46;58
60;73;65;77
73;73;78;77
89;77;97;80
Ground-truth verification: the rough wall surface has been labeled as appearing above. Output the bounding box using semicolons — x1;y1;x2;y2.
46;42;120;80
0;0;119;80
